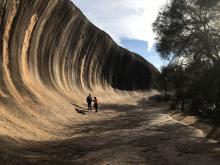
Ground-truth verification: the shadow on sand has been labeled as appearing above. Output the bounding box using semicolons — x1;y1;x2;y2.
71;103;90;115
0;99;220;164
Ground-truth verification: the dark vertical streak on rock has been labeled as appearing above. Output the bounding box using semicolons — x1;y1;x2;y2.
0;0;159;101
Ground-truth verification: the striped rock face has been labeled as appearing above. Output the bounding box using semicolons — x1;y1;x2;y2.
0;0;159;141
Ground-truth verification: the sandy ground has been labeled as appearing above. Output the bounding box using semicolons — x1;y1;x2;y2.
1;94;220;165
170;110;220;142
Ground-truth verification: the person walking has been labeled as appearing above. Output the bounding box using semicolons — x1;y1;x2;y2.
93;97;98;112
86;94;92;110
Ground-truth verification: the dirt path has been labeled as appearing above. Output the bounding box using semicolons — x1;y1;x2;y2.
2;98;220;165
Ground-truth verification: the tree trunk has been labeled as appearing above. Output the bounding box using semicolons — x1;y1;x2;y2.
214;88;220;117
214;97;220;117
181;99;185;111
164;80;168;98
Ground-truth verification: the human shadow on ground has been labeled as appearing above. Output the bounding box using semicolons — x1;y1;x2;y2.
71;103;88;110
75;108;87;115
71;103;90;115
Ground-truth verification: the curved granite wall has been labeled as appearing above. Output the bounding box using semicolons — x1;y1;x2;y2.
0;0;158;102
0;0;160;144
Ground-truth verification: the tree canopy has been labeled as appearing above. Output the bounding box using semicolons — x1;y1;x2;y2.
153;0;220;63
153;0;220;118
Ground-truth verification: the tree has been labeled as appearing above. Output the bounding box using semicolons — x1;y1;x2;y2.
163;64;189;110
153;0;220;116
160;66;169;98
153;0;220;63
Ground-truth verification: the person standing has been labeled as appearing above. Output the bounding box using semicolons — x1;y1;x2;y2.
86;94;92;110
93;97;98;112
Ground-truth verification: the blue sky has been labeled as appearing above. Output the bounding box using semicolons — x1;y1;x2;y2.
72;0;168;69
121;38;168;69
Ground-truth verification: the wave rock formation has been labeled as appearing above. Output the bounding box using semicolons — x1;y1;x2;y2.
0;0;158;141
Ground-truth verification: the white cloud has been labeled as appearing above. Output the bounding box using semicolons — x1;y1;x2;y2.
71;0;167;50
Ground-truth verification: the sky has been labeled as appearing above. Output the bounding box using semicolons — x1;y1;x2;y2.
71;0;168;69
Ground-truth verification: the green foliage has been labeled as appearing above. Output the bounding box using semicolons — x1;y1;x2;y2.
153;0;220;62
153;0;220;117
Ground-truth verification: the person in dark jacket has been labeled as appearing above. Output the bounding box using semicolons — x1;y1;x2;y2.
86;94;92;110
